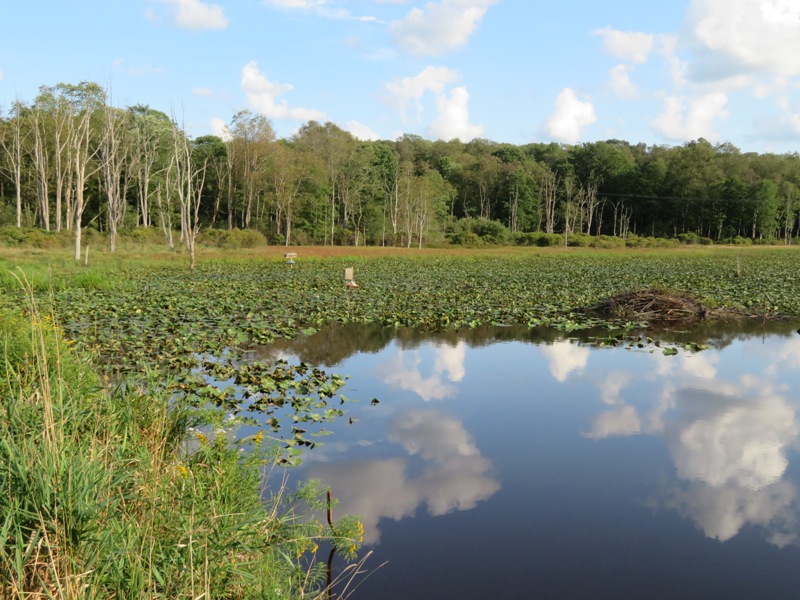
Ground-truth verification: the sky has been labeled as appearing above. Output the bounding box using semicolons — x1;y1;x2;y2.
2;0;800;153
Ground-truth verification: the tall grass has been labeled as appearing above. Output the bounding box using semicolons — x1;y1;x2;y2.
0;280;363;599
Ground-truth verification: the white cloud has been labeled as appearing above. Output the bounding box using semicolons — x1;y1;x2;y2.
307;409;499;544
609;65;639;100
262;0;373;20
433;341;466;381
542;88;597;145
585;405;642;439
385;65;460;121
345;120;381;140
390;0;497;57
777;337;800;369
686;0;800;81
593;27;655;64
664;479;799;543
666;384;797;490
599;371;632;405
377;342;467;401
241;60;326;122
658;34;688;89
158;0;229;30
428;86;483;141
210;117;231;141
192;87;214;97
651;92;729;142
540;340;590;382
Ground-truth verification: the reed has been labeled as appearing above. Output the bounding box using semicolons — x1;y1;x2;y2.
0;279;363;599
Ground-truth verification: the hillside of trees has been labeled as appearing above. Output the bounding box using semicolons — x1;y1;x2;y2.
2;81;799;257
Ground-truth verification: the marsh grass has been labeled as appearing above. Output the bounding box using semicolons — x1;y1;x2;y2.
0;279;363;599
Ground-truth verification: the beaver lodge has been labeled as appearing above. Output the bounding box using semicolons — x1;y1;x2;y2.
588;288;731;327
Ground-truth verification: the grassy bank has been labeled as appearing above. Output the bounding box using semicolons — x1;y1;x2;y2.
0;286;362;599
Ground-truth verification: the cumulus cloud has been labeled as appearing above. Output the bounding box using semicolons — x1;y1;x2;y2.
157;0;229;30
241;60;326;122
377;342;467;401
657;34;688;89
345;120;381;140
599;371;632;405
428;86;483;141
593;27;655;64
685;0;800;82
663;479;800;544
385;65;460;121
390;0;497;57
433;341;466;381
306;409;499;544
209;117;231;140
542;88;597;145
540;340;590;382
650;368;800;545
585;405;642;439
609;64;639;100
651;92;729;142
665;383;797;490
384;66;481;141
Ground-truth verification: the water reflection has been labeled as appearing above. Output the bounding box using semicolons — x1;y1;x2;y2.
252;321;800;598
540;340;590;382
376;342;466;401
305;408;499;544
573;334;800;546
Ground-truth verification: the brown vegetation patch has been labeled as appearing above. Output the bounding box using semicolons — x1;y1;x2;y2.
589;289;711;326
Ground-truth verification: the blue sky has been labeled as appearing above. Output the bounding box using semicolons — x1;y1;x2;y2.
2;0;800;153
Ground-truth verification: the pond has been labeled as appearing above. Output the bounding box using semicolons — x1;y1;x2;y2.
252;321;800;599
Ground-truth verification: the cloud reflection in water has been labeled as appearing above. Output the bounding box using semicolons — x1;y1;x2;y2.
582;344;800;546
306;408;499;544
376;341;466;401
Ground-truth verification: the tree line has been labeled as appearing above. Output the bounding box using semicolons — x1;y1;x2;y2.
2;81;800;260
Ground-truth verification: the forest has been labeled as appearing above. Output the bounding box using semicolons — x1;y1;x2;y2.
2;81;800;257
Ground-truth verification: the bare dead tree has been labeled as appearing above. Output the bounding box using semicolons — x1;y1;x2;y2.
0;101;29;227
167;118;208;269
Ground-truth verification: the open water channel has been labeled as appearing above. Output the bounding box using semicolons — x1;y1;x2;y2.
249;321;800;599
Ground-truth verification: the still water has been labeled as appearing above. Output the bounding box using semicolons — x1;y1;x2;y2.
256;322;800;599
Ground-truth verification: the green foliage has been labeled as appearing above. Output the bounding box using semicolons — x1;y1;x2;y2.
0;226;72;248
589;235;626;249
199;228;267;248
536;233;565;247
447;217;510;245
123;226;166;244
567;233;592;247
0;295;352;598
676;232;713;246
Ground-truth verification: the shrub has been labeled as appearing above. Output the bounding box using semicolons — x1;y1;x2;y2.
536;233;564;247
589;235;625;249
511;232;540;246
123;226;165;245
447;217;509;245
566;233;592;247
199;228;266;248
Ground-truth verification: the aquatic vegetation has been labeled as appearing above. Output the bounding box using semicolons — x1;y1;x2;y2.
9;249;794;371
